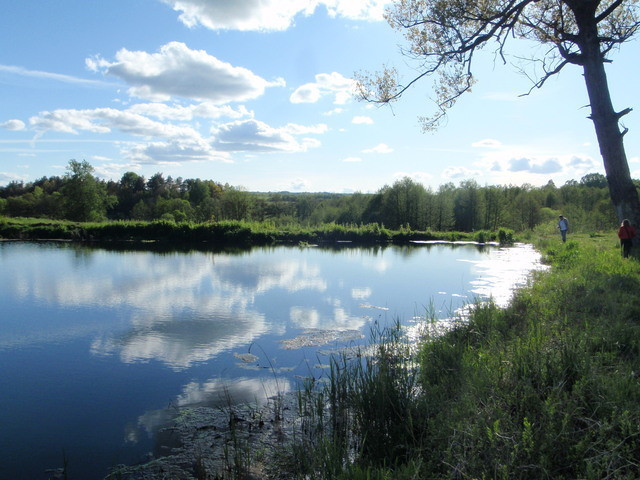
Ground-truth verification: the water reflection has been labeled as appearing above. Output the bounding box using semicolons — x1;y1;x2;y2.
128;376;291;445
466;243;549;307
0;241;548;479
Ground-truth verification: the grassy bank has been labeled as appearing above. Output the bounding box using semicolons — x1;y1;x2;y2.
0;216;514;246
271;234;640;479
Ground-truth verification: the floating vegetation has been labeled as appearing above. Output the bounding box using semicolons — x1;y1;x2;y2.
358;304;390;311
279;328;363;350
233;352;259;363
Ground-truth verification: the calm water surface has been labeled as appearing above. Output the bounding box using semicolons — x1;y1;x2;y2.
0;241;545;479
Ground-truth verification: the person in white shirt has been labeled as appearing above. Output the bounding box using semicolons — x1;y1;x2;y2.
557;215;569;242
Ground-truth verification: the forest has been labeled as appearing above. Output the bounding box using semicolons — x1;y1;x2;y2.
0;159;626;233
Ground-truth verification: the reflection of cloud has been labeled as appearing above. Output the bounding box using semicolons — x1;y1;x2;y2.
130;377;290;443
5;247;329;367
91;311;268;370
289;306;365;330
351;287;371;299
175;377;289;407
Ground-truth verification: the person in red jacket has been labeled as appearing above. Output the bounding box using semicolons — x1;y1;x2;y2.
617;219;637;258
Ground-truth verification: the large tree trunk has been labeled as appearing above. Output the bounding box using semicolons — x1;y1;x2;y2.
579;18;640;227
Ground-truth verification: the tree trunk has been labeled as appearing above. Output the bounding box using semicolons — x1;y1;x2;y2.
579;20;640;227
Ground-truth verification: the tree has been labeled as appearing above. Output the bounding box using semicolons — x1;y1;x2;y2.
61;160;115;222
358;0;640;225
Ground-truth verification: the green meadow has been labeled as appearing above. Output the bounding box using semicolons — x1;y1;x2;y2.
269;232;640;480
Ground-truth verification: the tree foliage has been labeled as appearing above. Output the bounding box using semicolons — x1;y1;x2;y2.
0;161;621;234
61;160;115;222
357;0;640;224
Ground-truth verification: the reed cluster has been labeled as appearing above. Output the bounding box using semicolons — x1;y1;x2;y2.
0;216;513;246
276;234;640;479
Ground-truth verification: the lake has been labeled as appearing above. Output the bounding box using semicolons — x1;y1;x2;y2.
0;240;545;479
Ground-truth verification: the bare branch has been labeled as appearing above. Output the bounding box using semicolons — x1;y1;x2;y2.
519;58;571;96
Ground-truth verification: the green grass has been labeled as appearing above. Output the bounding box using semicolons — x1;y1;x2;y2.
0;216;515;247
278;233;640;479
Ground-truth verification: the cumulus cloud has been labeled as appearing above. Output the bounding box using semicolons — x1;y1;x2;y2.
159;0;388;32
127;102;251;121
323;107;344;116
29;107;201;139
0;172;28;185
442;166;482;180
508;157;563;174
88;42;284;103
212;118;323;152
28;107;230;164
363;143;392;154
290;72;356;105
472;138;502;148
125;139;231;164
352;116;374;125
1;119;25;131
286;178;311;191
393;171;433;184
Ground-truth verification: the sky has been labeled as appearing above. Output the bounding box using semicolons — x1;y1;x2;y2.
1;0;639;193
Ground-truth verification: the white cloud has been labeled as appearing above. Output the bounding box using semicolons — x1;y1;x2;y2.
127;102;251;121
442;166;482;180
393;171;433;184
1;119;25;131
92;162;143;179
290;72;356;105
323;107;344;116
0;172;28;185
159;0;388;32
363;143;392;154
0;64;108;87
29;107;202;140
212;119;323;152
125;139;231;164
285;178;312;191
352;115;374;125
472;138;503;148
284;123;329;135
323;0;388;20
89;42;284;103
508;157;562;174
342;156;362;162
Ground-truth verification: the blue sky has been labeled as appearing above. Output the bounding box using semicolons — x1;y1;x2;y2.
1;0;639;193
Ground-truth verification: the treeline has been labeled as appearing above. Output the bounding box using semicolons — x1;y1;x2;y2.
0;159;624;232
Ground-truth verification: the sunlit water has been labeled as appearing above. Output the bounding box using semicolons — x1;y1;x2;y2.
0;241;546;479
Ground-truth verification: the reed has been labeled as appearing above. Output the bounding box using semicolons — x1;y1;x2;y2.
277;234;640;479
0;217;514;246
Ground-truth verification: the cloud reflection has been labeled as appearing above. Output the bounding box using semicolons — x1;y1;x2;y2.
3;247;329;368
128;376;291;444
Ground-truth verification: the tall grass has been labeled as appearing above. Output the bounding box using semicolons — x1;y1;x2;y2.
278;235;640;479
0;216;515;246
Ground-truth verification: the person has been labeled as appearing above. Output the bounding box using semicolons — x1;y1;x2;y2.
617;219;637;258
557;215;569;242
